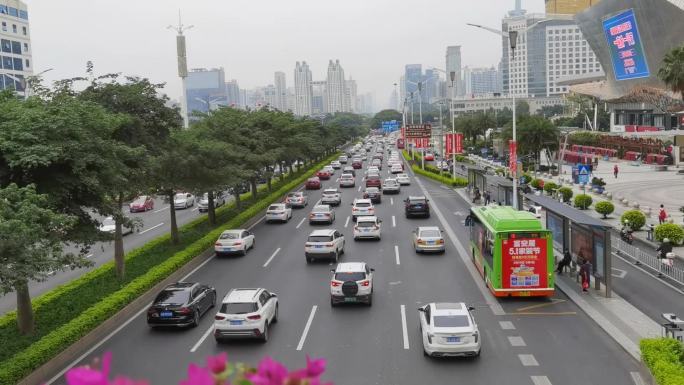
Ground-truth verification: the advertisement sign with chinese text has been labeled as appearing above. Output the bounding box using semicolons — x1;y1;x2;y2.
602;9;650;81
509;140;517;174
501;237;548;289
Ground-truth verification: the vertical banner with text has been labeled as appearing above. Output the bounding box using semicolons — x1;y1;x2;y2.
445;133;464;155
509;140;517;175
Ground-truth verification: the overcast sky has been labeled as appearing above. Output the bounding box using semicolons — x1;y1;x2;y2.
27;0;545;109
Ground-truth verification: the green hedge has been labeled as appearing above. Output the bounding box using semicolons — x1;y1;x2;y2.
0;153;340;385
654;223;684;244
411;164;468;187
640;338;684;385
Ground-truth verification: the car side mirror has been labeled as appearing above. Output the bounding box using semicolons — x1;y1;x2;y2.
468;306;476;311
271;293;277;298
417;307;424;312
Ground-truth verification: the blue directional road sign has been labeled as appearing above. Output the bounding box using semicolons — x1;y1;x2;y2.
578;164;590;185
381;120;400;133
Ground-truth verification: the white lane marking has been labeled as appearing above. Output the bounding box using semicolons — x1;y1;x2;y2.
344;216;350;228
414;177;505;316
153;206;168;213
139;222;164;235
296;305;317;351
400;305;409;349
336;178;339;182
45;252;218;385
247;215;265;230
190;325;214;353
394;245;400;265
508;336;526;347
357;185;362;192
518;354;539;366
390;197;394;205
392;215;396;227
296;217;306;229
263;247;281;268
499;321;516;330
612;267;627;278
630;372;645;385
85;254;93;259
531;376;552;385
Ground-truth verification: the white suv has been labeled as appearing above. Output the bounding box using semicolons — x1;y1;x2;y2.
353;216;382;240
351;198;375;221
418;302;481;358
214;288;278;342
305;229;345;263
330;262;374;306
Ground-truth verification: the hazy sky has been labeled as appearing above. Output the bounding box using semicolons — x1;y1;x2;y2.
27;0;545;109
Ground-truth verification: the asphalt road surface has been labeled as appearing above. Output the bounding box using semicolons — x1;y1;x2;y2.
44;147;640;385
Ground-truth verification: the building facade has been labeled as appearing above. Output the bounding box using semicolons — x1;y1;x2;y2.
451;95;566;114
463;66;502;97
345;78;357;113
545;24;603;96
404;64;422;100
311;80;327;115
326;59;346;113
225;79;241;108
445;46;462;97
274;71;287;111
185;68;227;116
294;61;313;116
545;0;601;14
0;0;31;92
264;84;276;109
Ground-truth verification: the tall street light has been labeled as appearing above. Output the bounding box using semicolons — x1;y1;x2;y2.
168;11;193;129
429;67;458;179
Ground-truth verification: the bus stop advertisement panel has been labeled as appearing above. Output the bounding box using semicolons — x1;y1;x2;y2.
500;234;554;297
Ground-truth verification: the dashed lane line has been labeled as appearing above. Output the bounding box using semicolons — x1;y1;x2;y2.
508;336;527;347
392;215;396;227
190;325;214;353
518;354;539;366
400;305;409;350
531;376;552;385
263;247;282;268
394;245;400;265
153;206;168;213
139;222;164;235
296;306;317;351
296;217;306;229
344;216;350;228
499;321;515;330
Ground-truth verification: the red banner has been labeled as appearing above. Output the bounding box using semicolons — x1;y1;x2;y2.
455;133;463;154
509;140;517;174
400;126;405;140
445;134;453;155
444;133;463;156
501;237;548;289
414;138;430;148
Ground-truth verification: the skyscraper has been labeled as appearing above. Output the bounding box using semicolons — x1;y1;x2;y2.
264;84;277;109
294;61;313;116
345;78;357;113
545;0;600;14
0;0;32;93
326;59;346;113
225;79;240;107
274;71;287;111
311;80;327;115
404;64;422;101
463;66;502;97
445;46;462;97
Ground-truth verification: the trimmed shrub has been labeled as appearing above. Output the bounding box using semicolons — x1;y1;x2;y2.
557;187;573;202
640;338;684;385
543;181;559;195
530;178;545;190
411;164;468;187
520;173;533;184
655;223;684;244
0;152;341;385
573;194;593;210
594;201;615;219
621;210;646;231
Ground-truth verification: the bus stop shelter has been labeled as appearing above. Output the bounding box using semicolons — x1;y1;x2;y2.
523;193;613;297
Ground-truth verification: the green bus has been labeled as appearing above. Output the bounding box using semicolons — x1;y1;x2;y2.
468;206;555;298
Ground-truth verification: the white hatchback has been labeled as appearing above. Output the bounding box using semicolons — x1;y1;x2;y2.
330;262;374;306
214;288;278;342
418;302;481;358
353;216;382;240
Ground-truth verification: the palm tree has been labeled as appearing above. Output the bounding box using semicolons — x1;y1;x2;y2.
658;45;684;100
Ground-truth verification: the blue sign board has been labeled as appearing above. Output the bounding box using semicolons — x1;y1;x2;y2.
602;9;650;81
381;120;400;133
578;164;590;185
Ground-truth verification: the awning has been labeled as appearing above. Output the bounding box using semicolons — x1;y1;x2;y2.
523;193;611;229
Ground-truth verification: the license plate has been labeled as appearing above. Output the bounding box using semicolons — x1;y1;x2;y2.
223;247;233;251
229;320;242;325
362;229;369;232
518;291;531;297
344;297;357;302
427;240;435;245
446;337;460;343
160;311;173;318
315;245;324;248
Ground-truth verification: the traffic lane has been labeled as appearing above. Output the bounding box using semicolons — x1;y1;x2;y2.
611;254;684;323
419;175;641;382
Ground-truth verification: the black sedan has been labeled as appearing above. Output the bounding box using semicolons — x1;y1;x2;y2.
147;282;217;328
404;196;430;218
363;187;382;204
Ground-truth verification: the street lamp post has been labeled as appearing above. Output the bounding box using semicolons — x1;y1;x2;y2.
450;71;457;180
168;11;193;129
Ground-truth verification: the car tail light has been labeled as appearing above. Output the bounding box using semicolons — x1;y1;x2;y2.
331;281;341;287
352;208;358;212
373;225;379;230
438;239;445;244
326;243;334;247
472;332;479;343
215;242;222;247
215;315;226;320
417;239;425;245
147;308;157;316
179;307;192;315
360;280;370;286
309;214;314;218
233;241;242;245
324;213;331;217
247;314;261;320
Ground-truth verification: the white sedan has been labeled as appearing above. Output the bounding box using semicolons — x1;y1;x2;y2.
174;192;195;209
418;302;481;358
214;229;255;256
396;173;411;185
266;203;292;223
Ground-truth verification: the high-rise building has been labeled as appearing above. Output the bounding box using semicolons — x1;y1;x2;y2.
311;80;327;115
399;75;406;108
545;24;603;96
225;79;240;107
463;66;502;97
274;71;287;111
445;46;462;96
264;84;277;109
423;69;440;103
545;0;600;15
357;92;375;114
0;0;32;93
286;87;296;113
326;59;346;113
404;64;422;99
185;68;227;116
345;78;357;113
294;61;313;116
389;88;398;112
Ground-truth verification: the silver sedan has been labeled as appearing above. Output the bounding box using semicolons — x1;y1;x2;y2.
412;226;445;253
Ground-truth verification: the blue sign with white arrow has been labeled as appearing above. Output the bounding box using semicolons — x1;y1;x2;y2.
578;164;590;185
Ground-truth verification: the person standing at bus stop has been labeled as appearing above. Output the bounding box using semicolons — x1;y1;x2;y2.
580;259;592;293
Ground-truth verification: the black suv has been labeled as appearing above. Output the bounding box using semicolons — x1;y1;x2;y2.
404;196;430;218
147;282;216;328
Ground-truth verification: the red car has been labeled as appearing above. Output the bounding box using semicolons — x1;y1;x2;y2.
351;161;363;169
129;195;154;213
424;153;435;161
365;175;382;188
316;170;331;180
305;177;321;190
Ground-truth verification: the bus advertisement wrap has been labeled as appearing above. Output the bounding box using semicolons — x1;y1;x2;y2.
501;237;548;289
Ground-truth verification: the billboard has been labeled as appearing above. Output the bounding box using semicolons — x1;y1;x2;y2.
501;237;548;289
445;133;464;155
602;9;650;81
404;124;432;138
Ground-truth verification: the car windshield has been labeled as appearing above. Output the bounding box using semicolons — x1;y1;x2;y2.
357;221;376;227
312;206;329;213
154;290;189;305
334;272;366;281
308;235;333;242
384;180;396;185
220;302;258;314
409;199;427;204
420;230;441;238
220;232;240;239
287;192;301;198
268;205;284;210
341;174;353;179
433;315;469;328
101;217;115;226
132;197;147;204
366;188;379;193
355;202;371;208
174;193;187;200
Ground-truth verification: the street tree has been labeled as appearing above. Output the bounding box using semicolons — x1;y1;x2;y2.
369;109;402;130
658;45;684;100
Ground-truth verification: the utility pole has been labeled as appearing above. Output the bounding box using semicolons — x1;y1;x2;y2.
450;71;457;180
168;11;193;129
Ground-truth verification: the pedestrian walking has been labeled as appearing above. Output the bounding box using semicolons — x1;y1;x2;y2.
657;238;673;259
658;204;668;224
556;249;572;275
613;164;619;178
484;191;491;205
580;258;592;292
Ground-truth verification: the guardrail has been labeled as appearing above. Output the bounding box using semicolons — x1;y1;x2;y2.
612;235;684;285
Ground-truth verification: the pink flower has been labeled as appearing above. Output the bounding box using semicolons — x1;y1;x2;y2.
289;356;328;383
179;363;216;385
205;352;228;374
246;356;288;385
65;352;112;385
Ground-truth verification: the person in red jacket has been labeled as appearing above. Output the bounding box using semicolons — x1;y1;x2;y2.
613;164;619;178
